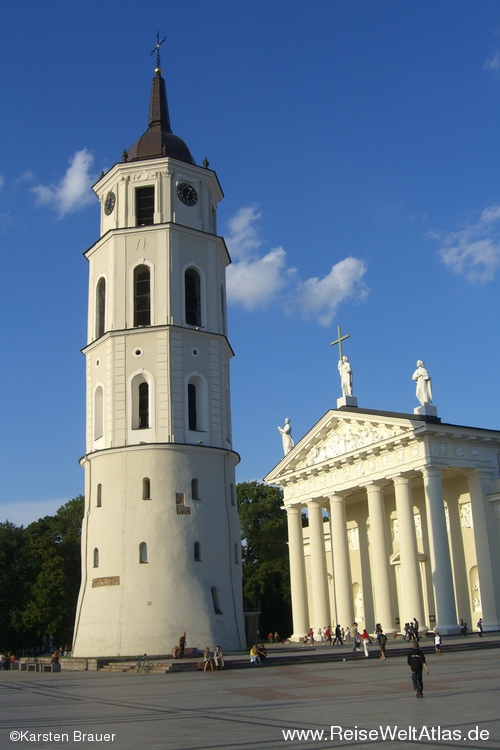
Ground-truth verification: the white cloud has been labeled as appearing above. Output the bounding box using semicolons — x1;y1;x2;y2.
225;205;368;324
295;257;369;327
32;148;95;217
484;52;500;71
226;205;294;310
433;204;500;283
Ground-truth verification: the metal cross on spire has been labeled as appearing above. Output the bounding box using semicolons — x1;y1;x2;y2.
330;325;350;361
151;31;167;69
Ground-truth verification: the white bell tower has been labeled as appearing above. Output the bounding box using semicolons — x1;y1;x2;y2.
72;49;245;656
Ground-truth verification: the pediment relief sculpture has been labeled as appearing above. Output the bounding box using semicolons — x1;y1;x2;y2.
299;421;409;469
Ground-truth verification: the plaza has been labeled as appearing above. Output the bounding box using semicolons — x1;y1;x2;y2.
1;640;499;749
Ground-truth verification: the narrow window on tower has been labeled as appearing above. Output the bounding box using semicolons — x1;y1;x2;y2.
143;477;151;501
191;478;199;501
185;269;201;326
93;548;99;568
96;483;102;507
188;383;197;431
135;186;155;226
211;586;223;615
138;382;149;429
194;542;201;561
139;542;148;563
220;284;226;334
186;375;208;435
94;386;104;441
134;265;151;327
96;277;106;338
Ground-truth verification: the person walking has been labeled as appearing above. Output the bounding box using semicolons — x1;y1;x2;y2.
407;641;429;698
333;625;343;646
434;632;442;655
352;623;361;652
361;628;371;658
377;629;387;660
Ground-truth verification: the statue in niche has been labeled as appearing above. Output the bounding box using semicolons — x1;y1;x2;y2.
338;355;353;397
472;580;482;612
460;502;473;529
412;360;433;405
278;418;294;456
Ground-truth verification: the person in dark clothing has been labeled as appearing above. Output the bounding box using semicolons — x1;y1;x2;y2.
333;625;343;646
178;632;187;658
407;641;429;698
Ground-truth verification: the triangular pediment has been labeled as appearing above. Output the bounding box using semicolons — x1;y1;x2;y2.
265;408;423;483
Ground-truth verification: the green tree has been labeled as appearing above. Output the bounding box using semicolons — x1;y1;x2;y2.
237;481;291;637
20;495;84;652
0;521;27;652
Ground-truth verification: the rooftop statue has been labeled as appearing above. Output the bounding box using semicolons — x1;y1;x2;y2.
338;355;353;397
331;325;354;398
278;418;294;456
412;360;433;406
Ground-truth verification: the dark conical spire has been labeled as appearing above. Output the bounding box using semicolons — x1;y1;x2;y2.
149;69;172;132
126;51;195;165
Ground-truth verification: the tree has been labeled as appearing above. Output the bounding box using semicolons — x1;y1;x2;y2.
21;496;84;651
0;521;27;652
237;481;291;638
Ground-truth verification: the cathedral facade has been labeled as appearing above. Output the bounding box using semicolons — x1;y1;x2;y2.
265;405;500;639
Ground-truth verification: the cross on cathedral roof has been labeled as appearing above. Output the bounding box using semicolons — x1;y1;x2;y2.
330;325;350;361
151;31;167;71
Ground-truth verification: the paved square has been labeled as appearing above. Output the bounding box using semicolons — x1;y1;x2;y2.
1;648;499;749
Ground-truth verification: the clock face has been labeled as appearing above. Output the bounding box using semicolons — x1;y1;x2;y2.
177;182;198;206
104;191;116;215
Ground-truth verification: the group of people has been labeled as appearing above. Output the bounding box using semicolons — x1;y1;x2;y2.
1;652;16;670
250;644;268;665
202;646;225;671
402;618;420;641
302;625;350;646
267;631;281;644
351;623;387;659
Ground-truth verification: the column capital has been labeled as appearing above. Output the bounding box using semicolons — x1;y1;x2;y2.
327;493;345;503
284;505;302;517
390;473;412;486
465;467;494;482
360;480;384;490
421;465;442;479
307;498;325;510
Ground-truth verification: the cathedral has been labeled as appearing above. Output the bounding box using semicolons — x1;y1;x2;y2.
72;42;245;656
265;354;500;639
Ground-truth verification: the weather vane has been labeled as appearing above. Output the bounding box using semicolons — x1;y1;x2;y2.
151;31;167;69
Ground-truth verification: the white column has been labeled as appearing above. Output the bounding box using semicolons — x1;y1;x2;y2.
422;467;459;635
307;500;331;629
285;505;310;640
467;470;500;630
328;494;354;628
364;482;395;633
392;475;425;629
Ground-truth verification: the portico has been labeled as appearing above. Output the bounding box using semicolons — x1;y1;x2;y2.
265;407;500;640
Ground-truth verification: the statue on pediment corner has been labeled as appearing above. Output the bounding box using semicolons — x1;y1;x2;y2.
278;418;294;456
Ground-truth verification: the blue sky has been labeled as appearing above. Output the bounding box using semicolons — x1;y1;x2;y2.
1;1;500;525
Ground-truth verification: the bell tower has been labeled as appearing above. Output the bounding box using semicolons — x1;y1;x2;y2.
72;46;245;656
